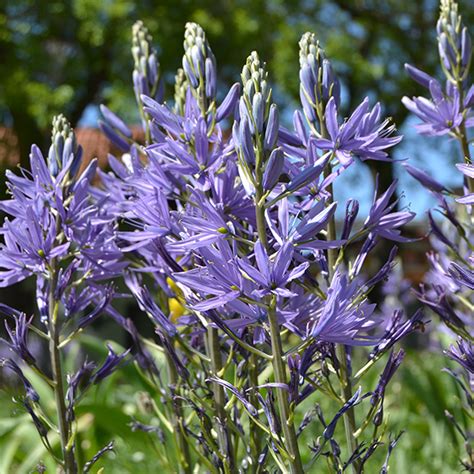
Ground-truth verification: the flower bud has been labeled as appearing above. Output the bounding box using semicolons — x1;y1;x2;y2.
99;105;132;139
182;55;199;88
341;199;360;240
404;64;434;89
461;27;472;68
239;118;255;165
215;83;240;122
252;92;264;133
373;405;384;427
264;104;279;151
263;148;284;191
205;57;216;99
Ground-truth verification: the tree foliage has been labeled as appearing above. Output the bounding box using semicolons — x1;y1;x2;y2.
1;0;473;166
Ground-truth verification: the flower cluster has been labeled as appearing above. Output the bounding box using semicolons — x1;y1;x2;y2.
91;17;422;473
404;0;473;470
0;115;133;472
1;8;433;473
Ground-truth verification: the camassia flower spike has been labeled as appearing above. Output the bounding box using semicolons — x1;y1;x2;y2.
0;116;128;473
404;1;474;470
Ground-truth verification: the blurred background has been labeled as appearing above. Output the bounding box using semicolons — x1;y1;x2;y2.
1;0;473;214
0;1;473;472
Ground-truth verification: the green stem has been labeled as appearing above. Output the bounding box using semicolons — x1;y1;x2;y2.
165;350;192;474
48;283;77;473
208;327;236;473
248;349;261;472
255;188;268;248
323;150;359;473
267;298;304;474
457;121;474;194
455;77;474;194
254;175;302;471
335;345;358;460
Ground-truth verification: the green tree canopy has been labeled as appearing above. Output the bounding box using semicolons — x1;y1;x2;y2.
1;0;473;170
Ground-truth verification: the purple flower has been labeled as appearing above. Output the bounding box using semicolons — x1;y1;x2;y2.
120;189;173;251
310;271;377;345
445;338;474;375
208;161;255;224
266;198;341;250
0;118;124;290
238;241;309;298
173;241;246;311
2;312;36;365
1;358;39;402
402;81;465;136
167;192;235;252
456;163;474;204
0;206;70;286
371;350;405;405
363;179;415;242
371;309;425;358
92;344;130;384
314;98;368;165
403;163;447;194
315;98;401;163
354;102;403;161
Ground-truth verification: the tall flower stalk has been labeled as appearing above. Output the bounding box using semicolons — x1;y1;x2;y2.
236;50;304;473
404;0;473;470
0;116;128;472
299;32;359;470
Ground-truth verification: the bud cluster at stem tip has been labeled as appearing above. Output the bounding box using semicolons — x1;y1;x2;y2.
132;20;163;102
240;51;273;137
437;0;472;82
233;51;282;194
183;22;217;107
174;68;188;115
299;32;340;131
47;114;82;178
